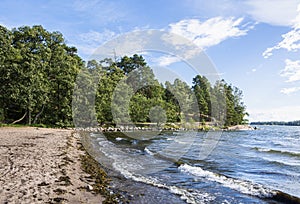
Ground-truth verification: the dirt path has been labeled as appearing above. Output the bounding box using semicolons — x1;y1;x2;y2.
0;127;104;204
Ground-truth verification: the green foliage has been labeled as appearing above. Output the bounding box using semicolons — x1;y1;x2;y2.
149;106;167;127
0;24;248;128
0;25;82;127
95;60;124;124
165;79;194;122
192;75;211;120
223;82;247;126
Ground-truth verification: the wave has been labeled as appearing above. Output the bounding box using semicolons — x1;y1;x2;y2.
179;164;300;203
144;147;154;156
253;147;300;157
96;136;215;203
114;167;215;204
91;133;300;203
179;164;276;198
261;157;300;167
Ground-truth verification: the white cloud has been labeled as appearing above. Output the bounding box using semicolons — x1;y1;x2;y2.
263;28;300;58
79;29;116;45
263;3;300;58
249;105;300;122
280;87;300;94
72;0;128;25
185;0;299;27
278;59;300;95
76;29;117;56
246;0;299;26
155;17;251;66
155;55;179;67
280;59;300;82
169;17;248;49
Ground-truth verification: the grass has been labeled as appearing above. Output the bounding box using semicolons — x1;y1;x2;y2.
0;122;73;128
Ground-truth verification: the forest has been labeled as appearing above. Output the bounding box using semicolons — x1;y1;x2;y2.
0;25;248;128
251;121;300;126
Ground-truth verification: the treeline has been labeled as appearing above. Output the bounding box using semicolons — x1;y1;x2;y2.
251;121;300;126
0;25;248;128
0;25;82;127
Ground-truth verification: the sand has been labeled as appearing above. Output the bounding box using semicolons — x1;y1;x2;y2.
0;127;104;204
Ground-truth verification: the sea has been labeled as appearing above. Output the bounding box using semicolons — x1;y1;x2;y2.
82;125;300;204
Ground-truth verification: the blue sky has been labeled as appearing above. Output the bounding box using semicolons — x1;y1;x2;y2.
1;0;300;122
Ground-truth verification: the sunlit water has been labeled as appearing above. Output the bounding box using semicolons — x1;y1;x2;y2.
84;125;300;203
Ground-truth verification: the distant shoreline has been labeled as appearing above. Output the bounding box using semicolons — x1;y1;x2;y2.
251;121;300;126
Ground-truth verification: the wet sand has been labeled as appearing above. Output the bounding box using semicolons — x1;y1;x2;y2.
0;127;104;203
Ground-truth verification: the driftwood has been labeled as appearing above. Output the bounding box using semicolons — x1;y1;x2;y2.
11;112;27;124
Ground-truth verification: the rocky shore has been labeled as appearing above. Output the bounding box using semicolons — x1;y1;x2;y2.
225;125;255;131
75;124;256;133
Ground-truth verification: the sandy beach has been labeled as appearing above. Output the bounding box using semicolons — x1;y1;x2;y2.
0;127;105;204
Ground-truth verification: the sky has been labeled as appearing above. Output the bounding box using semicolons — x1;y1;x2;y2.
1;0;300;122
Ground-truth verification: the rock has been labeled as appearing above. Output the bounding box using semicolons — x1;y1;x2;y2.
87;184;93;191
226;125;254;131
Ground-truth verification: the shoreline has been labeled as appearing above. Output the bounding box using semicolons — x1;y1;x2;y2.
0;127;116;203
0;125;257;203
75;124;255;133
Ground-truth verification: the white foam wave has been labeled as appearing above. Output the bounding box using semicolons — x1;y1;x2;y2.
90;133;97;137
144;147;154;155
96;136;214;203
254;147;271;152
113;165;214;204
115;137;123;141
179;164;276;198
254;147;300;156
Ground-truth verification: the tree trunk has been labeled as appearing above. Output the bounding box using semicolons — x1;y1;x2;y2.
28;109;31;125
33;105;44;124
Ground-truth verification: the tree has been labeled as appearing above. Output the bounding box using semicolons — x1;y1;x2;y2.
192;75;211;122
0;25;82;126
0;25;13;123
165;79;195;123
129;93;150;123
220;80;248;126
0;24;249;128
149;106;167;127
211;80;226;125
111;77;133;124
9;26;51;124
117;54;147;75
95;59;124;124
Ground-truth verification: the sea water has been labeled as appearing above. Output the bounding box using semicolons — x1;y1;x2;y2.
85;126;300;203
